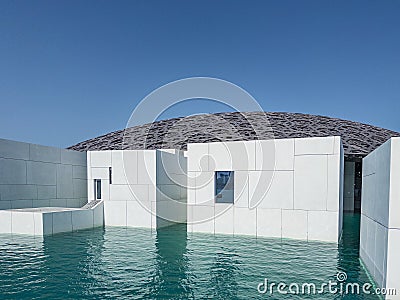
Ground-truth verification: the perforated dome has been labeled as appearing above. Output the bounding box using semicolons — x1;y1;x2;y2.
68;112;400;158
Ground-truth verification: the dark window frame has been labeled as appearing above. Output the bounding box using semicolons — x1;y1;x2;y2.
215;171;234;204
94;179;102;200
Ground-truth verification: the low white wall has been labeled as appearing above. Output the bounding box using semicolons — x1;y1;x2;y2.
360;137;400;298
0;138;88;210
186;136;344;242
88;149;186;229
0;201;103;236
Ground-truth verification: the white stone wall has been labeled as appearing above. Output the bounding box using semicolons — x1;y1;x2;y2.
88;150;156;228
156;149;187;228
361;137;400;297
88;149;186;229
0;202;103;236
186;137;344;242
0;138;87;210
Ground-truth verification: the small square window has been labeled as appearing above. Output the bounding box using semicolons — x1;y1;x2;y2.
215;171;234;204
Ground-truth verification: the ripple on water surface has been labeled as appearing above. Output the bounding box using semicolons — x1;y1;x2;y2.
0;214;378;299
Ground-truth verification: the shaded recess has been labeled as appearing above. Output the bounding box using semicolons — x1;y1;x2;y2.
68;112;400;158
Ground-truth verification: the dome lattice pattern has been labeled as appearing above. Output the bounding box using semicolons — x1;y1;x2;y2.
68;112;400;158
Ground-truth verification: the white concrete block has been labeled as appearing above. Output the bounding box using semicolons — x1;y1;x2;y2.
137;151;156;185
110;184;148;201
214;205;234;235
187;143;209;172
73;165;87;179
234;171;249;208
374;223;388;285
156;199;187;226
0;201;11;210
295;136;335;155
32;200;50;208
56;164;73;198
27;161;56;185
234;207;256;236
294;155;327;210
0;158;27;184
159;184;181;201
11;211;35;234
327;154;342;212
29;144;61;163
42;213;53;235
359;215;367;251
187;172;196;205
37;185;56;199
194;171;214;205
91;167;109;180
191;205;214;233
11;200;33;209
148;185;156;202
72;210;93;230
180;186;187;201
73;179;87;199
49;199;67;207
104;201;126;226
281;210;307;240
33;213;43;235
157;150;186;180
249;171;293;209
255;139;295;171
90;151;111;167
127;201;152;228
66;199;81;208
151;201;157;229
209;142;232;170
307;211;338;242
87;179;95;202
0;211;12;234
61;149;87;166
0;138;29;160
385;229;400;295
232;141;256;170
389;138;400;229
0;185;37;200
93;201;104;227
111;150;138;185
52;211;73;234
333;136;341;155
208;141;256;171
256;208;282;238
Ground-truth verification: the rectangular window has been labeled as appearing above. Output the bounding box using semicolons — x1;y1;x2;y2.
215;171;234;204
95;179;102;200
109;167;112;184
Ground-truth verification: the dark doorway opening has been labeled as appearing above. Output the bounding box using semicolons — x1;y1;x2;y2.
343;157;362;213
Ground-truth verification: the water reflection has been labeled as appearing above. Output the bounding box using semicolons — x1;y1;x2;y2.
146;224;194;299
0;214;379;299
208;246;240;299
41;227;105;299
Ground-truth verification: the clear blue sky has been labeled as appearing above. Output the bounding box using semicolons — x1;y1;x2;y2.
0;0;399;148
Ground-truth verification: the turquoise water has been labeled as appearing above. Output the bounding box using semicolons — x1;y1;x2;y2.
0;213;378;299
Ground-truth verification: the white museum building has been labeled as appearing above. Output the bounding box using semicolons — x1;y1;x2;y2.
0;112;399;297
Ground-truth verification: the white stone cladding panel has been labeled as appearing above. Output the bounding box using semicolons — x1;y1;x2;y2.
186;137;343;243
294;155;328;211
0;139;87;211
255;138;294;170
